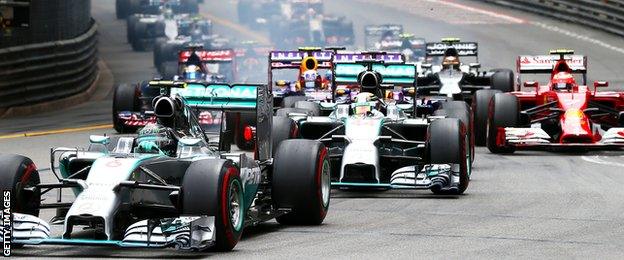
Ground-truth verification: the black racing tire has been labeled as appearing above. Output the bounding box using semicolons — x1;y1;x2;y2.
441;101;474;164
126;15;139;44
487;93;519;154
153;38;168;69
281;96;309;108
115;0;130;19
294;101;320;116
112;84;140;133
128;0;141;15
0;154;41;249
131;22;147;51
275;107;315;117
427;118;469;195
0;155;41;216
271;116;297;156
235;112;256;151
472;89;501;146
182;159;243;251
491;69;515;92
273;140;330;225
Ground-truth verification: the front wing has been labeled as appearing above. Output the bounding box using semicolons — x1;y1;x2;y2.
501;127;624;150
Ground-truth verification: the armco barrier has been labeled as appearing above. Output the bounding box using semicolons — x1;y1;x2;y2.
0;21;98;108
482;0;624;37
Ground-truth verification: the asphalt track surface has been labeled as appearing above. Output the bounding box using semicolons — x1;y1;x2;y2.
3;0;624;258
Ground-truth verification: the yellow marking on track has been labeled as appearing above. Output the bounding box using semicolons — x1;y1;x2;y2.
201;12;271;45
0;124;113;140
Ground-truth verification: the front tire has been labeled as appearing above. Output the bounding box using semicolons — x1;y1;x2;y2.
182;159;244;251
273;140;330;225
487;93;519;154
473;89;501;146
427;118;469;195
0;155;41;216
271;116;297;156
491;69;514;92
440;101;474;164
112;84;139;133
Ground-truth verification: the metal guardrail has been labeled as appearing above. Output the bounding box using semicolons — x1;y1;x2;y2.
0;20;98;108
483;0;624;37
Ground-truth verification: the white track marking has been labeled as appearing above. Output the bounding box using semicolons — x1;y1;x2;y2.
352;0;525;24
530;22;624;55
581;155;624;167
433;0;526;24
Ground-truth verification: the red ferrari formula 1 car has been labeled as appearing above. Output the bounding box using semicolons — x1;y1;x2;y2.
487;49;624;153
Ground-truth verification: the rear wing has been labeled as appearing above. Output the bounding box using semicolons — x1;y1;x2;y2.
269;50;334;69
333;51;405;64
179;49;236;63
153;81;272;160
333;63;416;86
364;24;404;50
425;41;478;57
516;55;587;73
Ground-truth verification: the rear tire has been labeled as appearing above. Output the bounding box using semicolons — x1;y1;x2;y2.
427;118;469;195
126;15;139;44
112;84;140;133
487;93;519;154
273;140;330;225
440;101;473;164
182;159;243;251
473;89;501;146
115;0;129;19
271;116;297;156
131;22;147;51
491;69;514;92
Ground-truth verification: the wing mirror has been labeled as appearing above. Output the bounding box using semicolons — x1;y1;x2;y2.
89;135;110;145
523;81;539;88
469;63;481;69
594;81;608;88
594;81;608;94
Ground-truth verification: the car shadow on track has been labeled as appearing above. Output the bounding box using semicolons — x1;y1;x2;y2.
331;189;461;199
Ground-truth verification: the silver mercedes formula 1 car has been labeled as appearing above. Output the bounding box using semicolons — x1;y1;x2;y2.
0;81;330;252
281;60;471;194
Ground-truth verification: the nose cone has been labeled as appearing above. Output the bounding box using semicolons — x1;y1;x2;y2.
559;109;594;143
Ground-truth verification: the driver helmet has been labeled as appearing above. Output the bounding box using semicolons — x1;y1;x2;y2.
442;55;460;69
183;64;202;81
552;72;575;90
135;124;177;157
302;69;320;89
325;70;333;82
352;92;376;116
163;8;174;19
